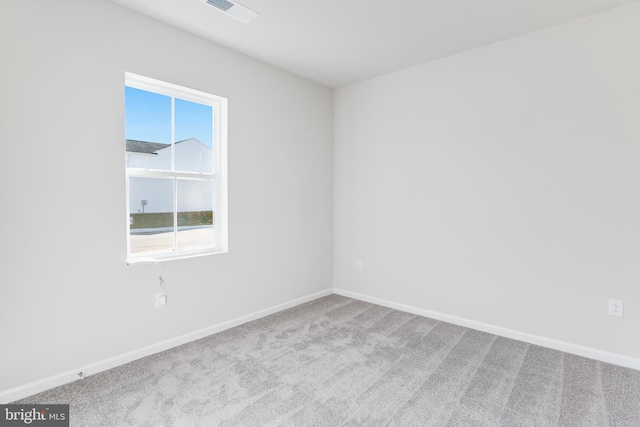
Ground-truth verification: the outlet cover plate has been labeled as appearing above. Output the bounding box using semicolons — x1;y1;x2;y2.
155;293;167;309
608;299;623;317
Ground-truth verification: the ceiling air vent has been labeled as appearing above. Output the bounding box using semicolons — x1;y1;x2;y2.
204;0;259;24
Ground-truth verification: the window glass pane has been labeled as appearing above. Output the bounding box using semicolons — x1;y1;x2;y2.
129;177;174;256
125;73;227;262
175;98;213;173
125;87;172;170
176;178;214;250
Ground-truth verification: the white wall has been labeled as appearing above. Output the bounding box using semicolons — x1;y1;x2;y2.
334;4;640;359
0;0;332;395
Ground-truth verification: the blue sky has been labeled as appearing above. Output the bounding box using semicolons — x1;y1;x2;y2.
125;86;213;148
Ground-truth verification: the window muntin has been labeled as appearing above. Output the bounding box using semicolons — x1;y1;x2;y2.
125;73;227;264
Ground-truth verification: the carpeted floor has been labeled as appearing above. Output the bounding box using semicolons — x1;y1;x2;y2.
17;295;640;426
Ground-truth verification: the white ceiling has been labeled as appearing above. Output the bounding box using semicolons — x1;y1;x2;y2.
108;0;638;88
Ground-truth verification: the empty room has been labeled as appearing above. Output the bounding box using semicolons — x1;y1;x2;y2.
1;0;639;425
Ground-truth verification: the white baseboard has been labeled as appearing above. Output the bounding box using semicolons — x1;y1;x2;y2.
333;288;640;371
4;286;637;403
0;288;333;404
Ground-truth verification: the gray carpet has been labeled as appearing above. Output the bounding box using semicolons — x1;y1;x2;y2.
17;295;640;426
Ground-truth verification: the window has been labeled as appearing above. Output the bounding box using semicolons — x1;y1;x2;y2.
125;73;227;264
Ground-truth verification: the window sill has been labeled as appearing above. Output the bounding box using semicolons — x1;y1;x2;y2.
127;248;228;265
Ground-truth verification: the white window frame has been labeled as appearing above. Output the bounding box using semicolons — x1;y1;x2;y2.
125;72;228;264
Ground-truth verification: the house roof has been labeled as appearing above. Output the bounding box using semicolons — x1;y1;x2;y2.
126;138;205;154
126;139;170;154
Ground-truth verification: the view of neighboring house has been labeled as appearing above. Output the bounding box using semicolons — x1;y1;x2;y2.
126;138;213;216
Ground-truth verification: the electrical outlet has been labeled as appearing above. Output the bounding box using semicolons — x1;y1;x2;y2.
355;260;363;271
608;299;623;317
155;293;167;309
